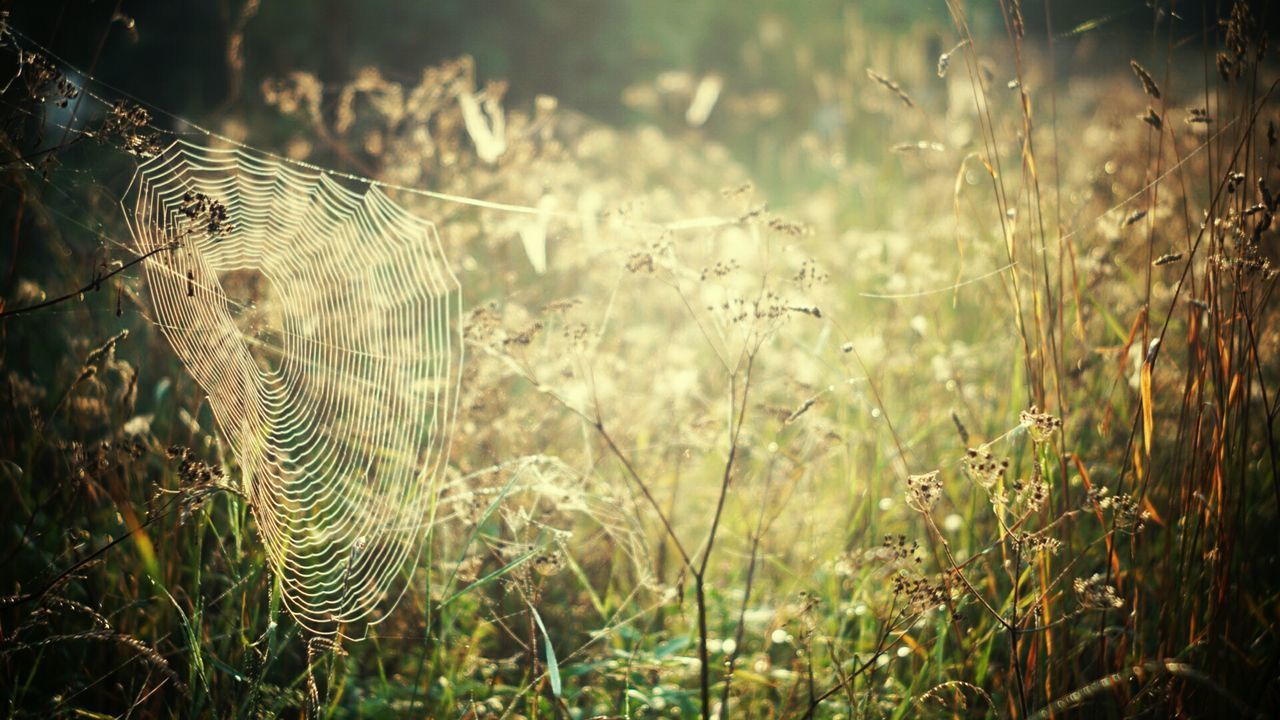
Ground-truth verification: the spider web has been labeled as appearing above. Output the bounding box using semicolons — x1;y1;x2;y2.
124;138;462;637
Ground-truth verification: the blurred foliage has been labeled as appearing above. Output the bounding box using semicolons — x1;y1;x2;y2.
6;0;1205;121
2;0;1278;718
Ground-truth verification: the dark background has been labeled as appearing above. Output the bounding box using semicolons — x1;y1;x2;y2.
3;0;1236;128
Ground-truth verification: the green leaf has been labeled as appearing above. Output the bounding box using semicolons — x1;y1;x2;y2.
440;547;535;608
654;636;691;658
529;604;561;698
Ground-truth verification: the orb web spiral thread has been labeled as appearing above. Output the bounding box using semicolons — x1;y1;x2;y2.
124;139;463;637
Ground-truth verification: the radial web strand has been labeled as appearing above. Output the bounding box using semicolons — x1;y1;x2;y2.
123;139;462;638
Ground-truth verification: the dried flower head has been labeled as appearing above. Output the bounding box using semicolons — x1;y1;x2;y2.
905;470;943;512
878;534;923;569
178;192;231;239
1020;406;1062;444
892;572;950;613
1140;107;1162;131
1129;60;1161;99
1073;573;1124;609
936;40;967;78
963;447;1008;490
1010;472;1049;513
99;101;163;158
532;548;565;576
866;68;914;108
1012;529;1062;556
1186;107;1213;124
162;445;231;524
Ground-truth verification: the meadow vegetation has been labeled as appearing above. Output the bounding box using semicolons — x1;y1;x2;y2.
2;2;1279;717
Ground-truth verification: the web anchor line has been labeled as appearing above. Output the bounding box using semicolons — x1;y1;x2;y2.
0;24;1237;306
2;25;739;236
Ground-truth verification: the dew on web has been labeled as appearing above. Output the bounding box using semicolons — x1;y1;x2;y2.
124;139;463;638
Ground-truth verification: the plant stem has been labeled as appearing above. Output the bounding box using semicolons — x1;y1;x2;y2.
1;240;177;319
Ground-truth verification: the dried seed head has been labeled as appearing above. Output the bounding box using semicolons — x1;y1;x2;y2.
950;411;970;445
1020;406;1062;444
936;40;967;78
1129;60;1161;99
532;549;564;576
866;68;914;108
1073;574;1124;609
1012;529;1061;555
905;470;943;513
1123;209;1148;227
892;140;945;153
1140;107;1162;131
1186;108;1213;124
963;447;1007;490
